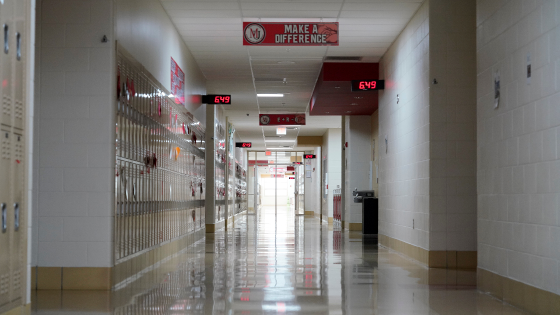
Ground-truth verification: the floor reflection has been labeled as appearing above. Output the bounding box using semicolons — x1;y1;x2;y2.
32;206;527;314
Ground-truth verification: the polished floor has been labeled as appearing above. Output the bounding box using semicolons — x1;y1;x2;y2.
32;206;527;314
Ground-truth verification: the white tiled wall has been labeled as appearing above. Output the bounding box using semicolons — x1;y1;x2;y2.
429;0;477;251
477;0;560;295
378;1;430;249
304;147;321;216
322;129;341;218
345;116;372;224
33;0;115;268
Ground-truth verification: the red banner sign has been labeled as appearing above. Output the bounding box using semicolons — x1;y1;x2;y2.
243;22;339;46
259;114;306;126
171;58;185;105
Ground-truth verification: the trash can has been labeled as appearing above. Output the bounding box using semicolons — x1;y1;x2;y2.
362;197;378;235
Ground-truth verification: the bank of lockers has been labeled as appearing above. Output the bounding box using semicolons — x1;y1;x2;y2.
115;50;206;262
0;0;27;312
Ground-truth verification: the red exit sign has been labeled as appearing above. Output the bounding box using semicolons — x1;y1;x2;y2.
293;162;303;165
289;177;295;179
304;154;316;159
236;142;252;148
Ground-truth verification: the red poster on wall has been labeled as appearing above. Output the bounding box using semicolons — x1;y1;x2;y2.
243;22;339;46
171;57;185;106
259;114;306;126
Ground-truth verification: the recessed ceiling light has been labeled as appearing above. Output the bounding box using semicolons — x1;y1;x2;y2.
351;103;358;105
346;111;352;113
354;97;363;99
325;112;330;114
278;61;295;64
257;94;284;97
334;86;341;89
266;139;296;143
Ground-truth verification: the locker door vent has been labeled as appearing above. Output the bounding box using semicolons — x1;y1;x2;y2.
2;96;11;121
0;273;8;295
14;136;22;160
11;270;20;293
1;133;10;160
14;100;23;121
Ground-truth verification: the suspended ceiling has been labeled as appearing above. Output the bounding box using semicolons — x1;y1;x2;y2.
159;0;424;150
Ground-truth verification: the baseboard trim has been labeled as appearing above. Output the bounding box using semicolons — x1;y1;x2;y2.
206;220;225;233
0;304;31;315
379;234;476;269
304;211;315;216
478;268;560;314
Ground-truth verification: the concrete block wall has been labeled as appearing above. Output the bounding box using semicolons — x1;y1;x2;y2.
345;116;372;226
477;0;560;295
322;129;341;219
428;0;477;252
378;1;430;249
33;0;115;268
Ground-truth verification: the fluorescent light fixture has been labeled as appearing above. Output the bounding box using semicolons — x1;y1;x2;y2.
277;127;286;135
266;147;293;150
257;94;284;97
265;139;296;143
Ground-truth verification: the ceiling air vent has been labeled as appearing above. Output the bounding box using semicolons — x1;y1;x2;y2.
324;56;363;61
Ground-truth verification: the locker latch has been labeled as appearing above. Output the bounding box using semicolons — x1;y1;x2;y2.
1;203;6;233
14;203;19;231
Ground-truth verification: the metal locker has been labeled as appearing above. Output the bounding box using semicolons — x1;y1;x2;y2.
0;128;11;307
0;0;14;128
10;131;23;302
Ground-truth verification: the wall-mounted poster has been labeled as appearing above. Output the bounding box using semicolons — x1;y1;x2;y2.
171;57;185;106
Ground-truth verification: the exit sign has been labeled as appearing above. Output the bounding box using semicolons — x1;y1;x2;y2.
304;154;316;159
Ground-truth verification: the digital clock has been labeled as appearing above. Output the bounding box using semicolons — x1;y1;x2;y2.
235;142;252;148
304;154;316;159
202;95;232;105
351;80;385;91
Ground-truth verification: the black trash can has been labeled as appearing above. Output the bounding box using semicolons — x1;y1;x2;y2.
362;197;378;235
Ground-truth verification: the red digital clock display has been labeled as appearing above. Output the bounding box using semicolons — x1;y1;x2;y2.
202;95;232;105
351;80;385;91
235;142;252;148
304;154;316;159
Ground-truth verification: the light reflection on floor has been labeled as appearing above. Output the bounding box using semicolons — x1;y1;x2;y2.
31;206;528;314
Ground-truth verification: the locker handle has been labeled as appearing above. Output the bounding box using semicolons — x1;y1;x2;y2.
16;32;21;61
14;203;19;231
3;24;8;54
1;203;6;233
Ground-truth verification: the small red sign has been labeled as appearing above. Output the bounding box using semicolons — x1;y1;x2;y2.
289;177;295;179
171;58;185;106
259;114;306;126
243;22;339;46
265;151;272;156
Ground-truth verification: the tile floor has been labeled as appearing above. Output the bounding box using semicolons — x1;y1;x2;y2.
32;206;527;314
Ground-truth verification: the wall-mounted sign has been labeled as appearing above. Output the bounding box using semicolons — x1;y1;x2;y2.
304;154;316;159
351;80;385;91
293;162;303;165
202;95;231;105
289;177;295;179
265;151;272;156
171;58;185;105
243;22;339;46
259;114;306;126
236;142;252;148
